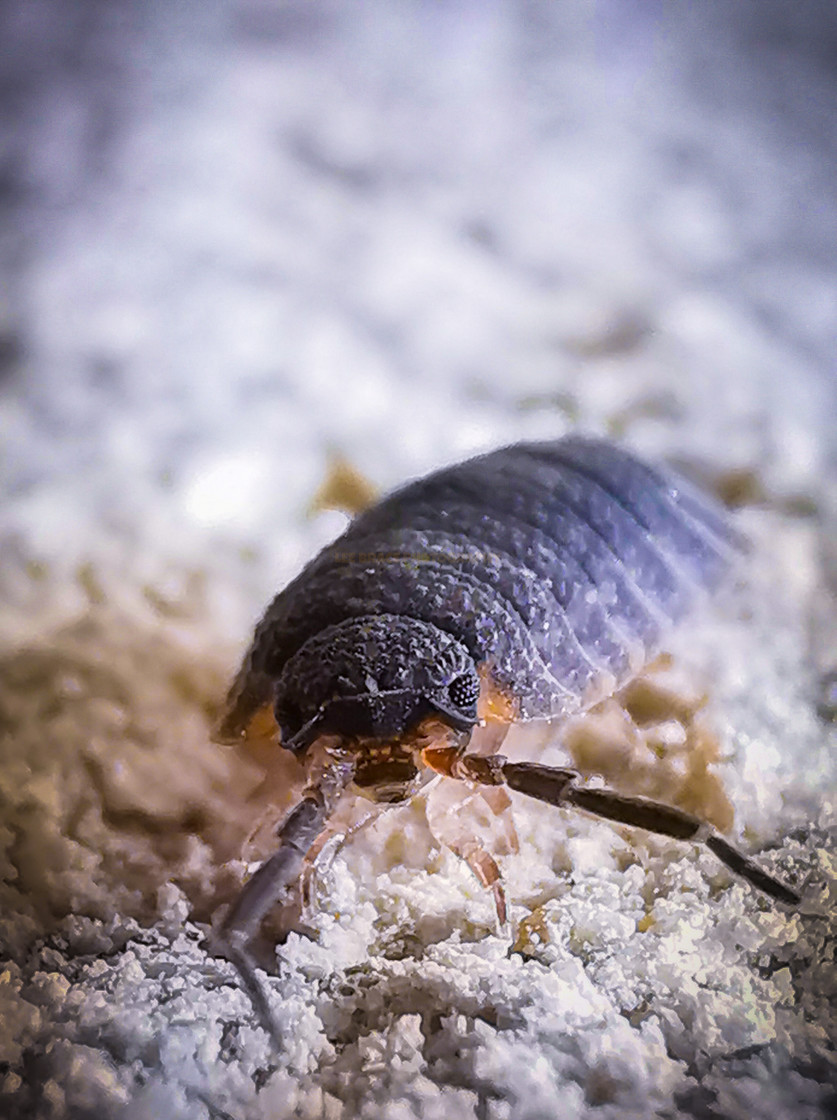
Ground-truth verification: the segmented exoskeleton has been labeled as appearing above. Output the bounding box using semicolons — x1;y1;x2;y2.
214;436;799;1039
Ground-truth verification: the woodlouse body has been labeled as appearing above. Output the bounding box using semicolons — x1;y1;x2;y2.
219;436;737;776
215;436;798;1040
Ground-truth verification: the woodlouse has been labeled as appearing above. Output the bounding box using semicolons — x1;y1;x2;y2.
213;435;800;1036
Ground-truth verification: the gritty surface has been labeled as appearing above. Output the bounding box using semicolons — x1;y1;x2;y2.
1;2;836;1118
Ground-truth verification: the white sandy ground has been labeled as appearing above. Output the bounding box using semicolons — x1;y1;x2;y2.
1;2;836;1118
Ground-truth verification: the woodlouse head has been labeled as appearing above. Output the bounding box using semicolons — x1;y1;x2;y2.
274;614;480;756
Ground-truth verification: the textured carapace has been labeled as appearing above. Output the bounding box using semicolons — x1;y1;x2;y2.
217;434;739;769
215;436;800;1046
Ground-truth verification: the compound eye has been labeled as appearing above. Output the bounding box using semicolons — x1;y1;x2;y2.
447;673;480;711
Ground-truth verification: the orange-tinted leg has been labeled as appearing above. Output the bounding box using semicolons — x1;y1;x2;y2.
299;804;379;916
423;745;517;927
460;843;508;927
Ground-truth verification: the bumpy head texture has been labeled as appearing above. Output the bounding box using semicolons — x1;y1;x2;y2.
274;614;480;752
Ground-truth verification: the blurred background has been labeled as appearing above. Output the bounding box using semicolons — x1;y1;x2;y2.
1;4;836;1116
1;0;836;624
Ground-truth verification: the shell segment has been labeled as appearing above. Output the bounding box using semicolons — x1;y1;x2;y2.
275;613;478;750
